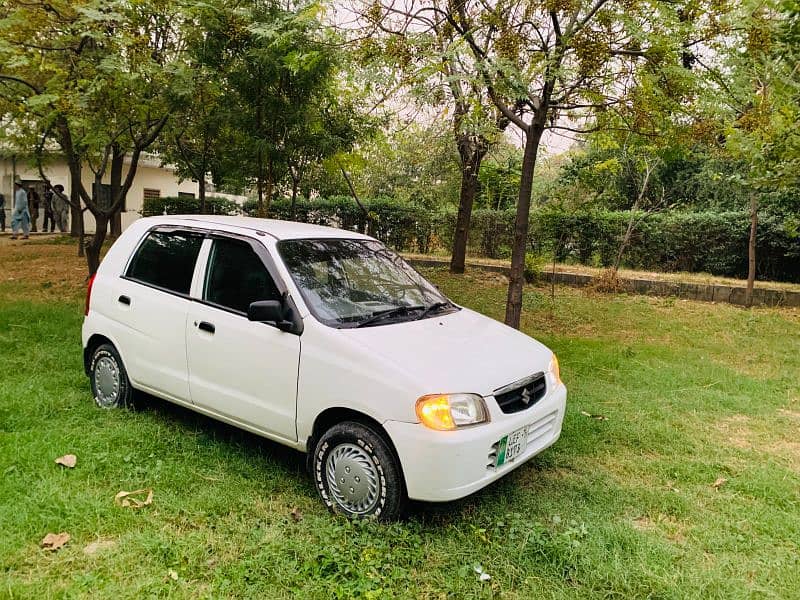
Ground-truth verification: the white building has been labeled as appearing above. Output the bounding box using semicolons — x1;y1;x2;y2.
0;154;200;232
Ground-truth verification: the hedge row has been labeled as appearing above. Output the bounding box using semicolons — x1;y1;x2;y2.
142;195;800;282
141;195;241;217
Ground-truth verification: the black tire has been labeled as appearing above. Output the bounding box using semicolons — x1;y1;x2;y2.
89;343;133;409
313;421;407;521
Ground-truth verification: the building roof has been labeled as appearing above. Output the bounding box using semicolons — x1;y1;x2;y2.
151;215;373;241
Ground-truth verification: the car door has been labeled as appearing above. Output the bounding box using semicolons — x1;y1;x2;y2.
186;234;301;443
115;227;204;402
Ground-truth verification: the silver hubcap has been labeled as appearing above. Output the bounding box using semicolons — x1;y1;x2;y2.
94;356;120;408
325;443;380;514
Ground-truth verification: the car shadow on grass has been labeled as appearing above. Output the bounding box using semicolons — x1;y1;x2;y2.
130;391;308;473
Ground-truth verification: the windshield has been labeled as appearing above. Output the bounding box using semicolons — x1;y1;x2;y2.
277;238;457;328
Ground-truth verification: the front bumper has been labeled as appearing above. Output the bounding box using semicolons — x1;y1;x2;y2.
384;383;567;502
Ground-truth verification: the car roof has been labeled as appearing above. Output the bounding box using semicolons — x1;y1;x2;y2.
139;215;374;241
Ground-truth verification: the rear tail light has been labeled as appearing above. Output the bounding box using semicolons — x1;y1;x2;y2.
85;273;97;316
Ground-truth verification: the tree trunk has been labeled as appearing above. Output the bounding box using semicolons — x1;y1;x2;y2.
505;123;545;329
450;140;486;274
290;174;299;220
256;143;265;216
86;212;108;276
199;178;207;214
264;158;274;217
613;211;638;276
109;146;124;238
78;209;85;258
70;199;81;237
745;193;758;308
257;177;264;215
70;168;85;256
339;165;370;233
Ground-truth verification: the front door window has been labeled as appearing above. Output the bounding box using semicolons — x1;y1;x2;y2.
203;237;281;313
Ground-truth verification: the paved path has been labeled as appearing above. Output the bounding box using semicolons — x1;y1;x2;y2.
405;256;800;308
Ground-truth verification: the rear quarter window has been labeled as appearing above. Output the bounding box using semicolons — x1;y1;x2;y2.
126;230;203;295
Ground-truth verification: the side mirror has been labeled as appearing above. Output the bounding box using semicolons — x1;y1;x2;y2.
247;300;284;323
247;299;302;335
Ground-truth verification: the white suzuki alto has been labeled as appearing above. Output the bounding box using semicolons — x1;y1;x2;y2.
82;216;566;519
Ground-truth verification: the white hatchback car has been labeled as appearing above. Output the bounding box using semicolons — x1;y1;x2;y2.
82;216;566;519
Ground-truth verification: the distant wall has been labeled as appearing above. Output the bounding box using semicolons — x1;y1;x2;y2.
0;157;198;233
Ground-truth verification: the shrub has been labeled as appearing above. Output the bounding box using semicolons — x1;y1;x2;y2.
141;195;240;217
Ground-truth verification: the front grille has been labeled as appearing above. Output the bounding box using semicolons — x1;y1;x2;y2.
493;372;547;414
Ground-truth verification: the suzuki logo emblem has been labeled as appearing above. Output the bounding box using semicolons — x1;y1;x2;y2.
521;387;531;405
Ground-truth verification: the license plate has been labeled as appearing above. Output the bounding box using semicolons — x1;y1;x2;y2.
495;426;528;467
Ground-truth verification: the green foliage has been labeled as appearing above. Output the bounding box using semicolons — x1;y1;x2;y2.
140;196;240;218
213;2;368;209
0;0;186;211
261;197;800;282
477;152;522;210
243;196;438;253
523;253;545;283
343;123;462;209
701;0;800;199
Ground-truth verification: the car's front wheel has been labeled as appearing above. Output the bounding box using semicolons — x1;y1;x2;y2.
89;343;133;409
313;421;406;521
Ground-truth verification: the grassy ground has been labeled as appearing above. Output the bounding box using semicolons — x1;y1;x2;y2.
1;238;799;598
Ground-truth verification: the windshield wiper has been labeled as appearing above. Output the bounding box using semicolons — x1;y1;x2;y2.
354;305;424;328
415;301;454;320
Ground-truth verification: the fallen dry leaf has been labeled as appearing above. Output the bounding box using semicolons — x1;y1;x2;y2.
290;507;303;522
114;488;153;508
55;454;77;468
712;477;728;490
83;539;116;556
168;569;179;581
580;410;608;421
40;532;70;551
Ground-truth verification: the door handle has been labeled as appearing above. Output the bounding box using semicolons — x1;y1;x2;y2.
198;321;215;334
118;295;131;306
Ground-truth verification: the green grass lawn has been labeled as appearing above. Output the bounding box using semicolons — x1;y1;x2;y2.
1;253;799;598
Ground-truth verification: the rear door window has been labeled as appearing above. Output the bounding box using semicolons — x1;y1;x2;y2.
126;230;204;295
203;237;281;313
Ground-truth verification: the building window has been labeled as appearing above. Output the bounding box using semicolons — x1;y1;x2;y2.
178;192;195;198
143;188;161;203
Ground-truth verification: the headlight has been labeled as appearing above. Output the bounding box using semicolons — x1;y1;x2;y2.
415;393;488;430
549;353;562;386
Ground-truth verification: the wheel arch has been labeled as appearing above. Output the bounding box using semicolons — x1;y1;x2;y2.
83;333;122;376
306;407;404;481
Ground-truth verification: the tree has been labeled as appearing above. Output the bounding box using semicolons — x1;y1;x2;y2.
158;2;233;214
344;122;461;206
351;0;513;274
702;0;800;304
0;0;189;274
283;89;371;217
435;0;723;327
215;2;343;216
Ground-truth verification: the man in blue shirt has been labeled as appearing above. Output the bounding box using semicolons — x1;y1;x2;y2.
11;179;30;240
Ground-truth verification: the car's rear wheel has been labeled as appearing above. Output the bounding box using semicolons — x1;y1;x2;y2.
89;343;132;409
313;421;406;521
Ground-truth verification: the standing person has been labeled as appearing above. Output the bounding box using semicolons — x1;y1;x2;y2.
28;186;40;233
11;180;30;240
42;186;55;232
51;184;68;232
0;192;5;233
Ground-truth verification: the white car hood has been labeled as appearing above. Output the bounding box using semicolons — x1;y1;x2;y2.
341;307;552;397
